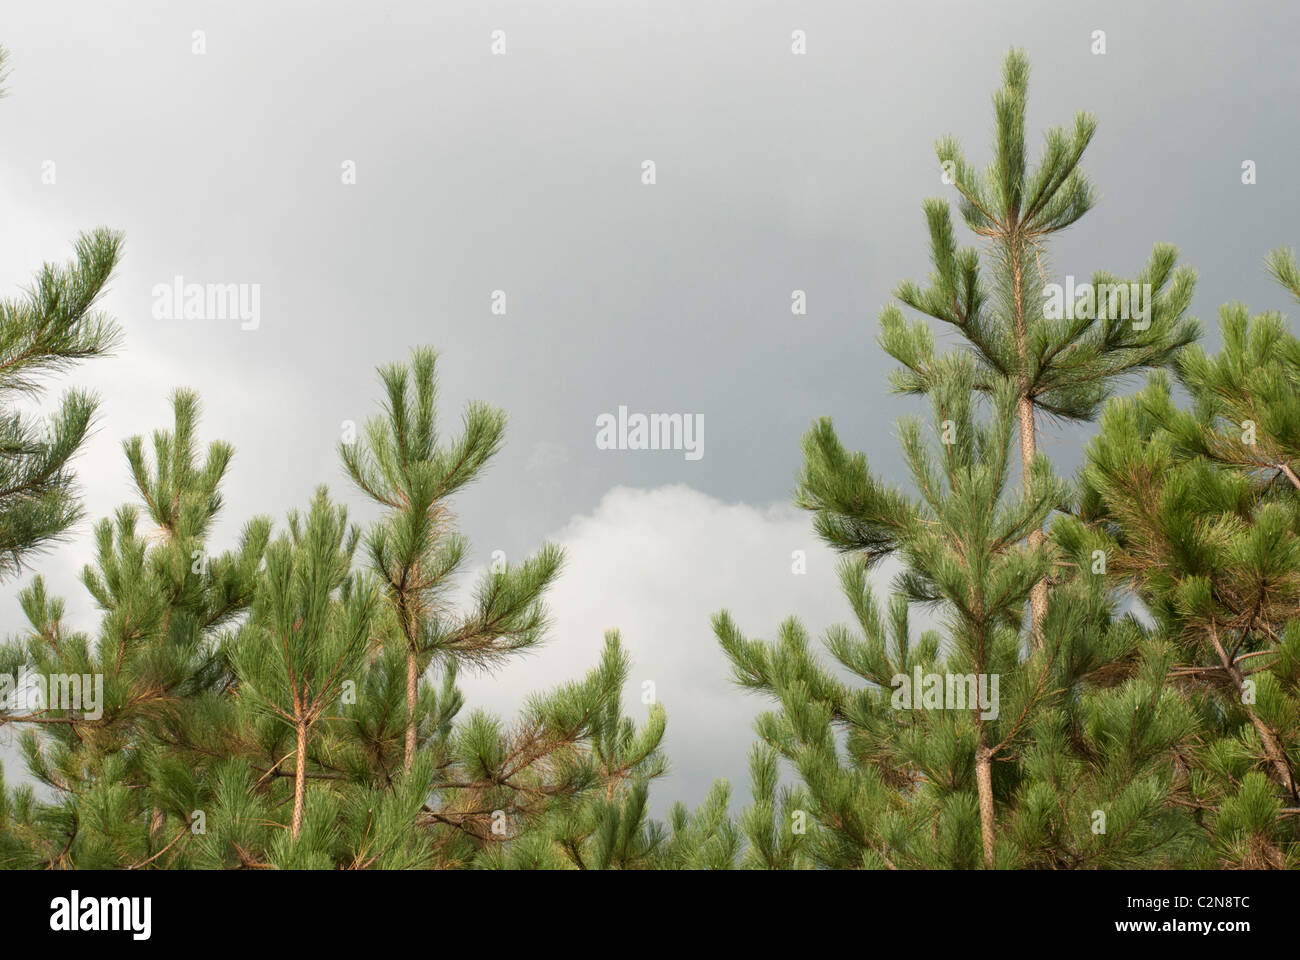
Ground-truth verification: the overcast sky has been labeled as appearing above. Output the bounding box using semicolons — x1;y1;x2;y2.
2;0;1298;815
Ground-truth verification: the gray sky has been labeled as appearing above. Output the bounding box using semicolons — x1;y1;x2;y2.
2;0;1298;815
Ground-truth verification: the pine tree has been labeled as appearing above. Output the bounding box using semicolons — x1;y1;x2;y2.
718;361;1200;868
1058;247;1300;867
339;347;562;773
655;778;742;869
879;48;1198;644
713;50;1211;868
228;489;378;840
1;352;708;869
0;47;123;580
734;744;809;869
334;349;690;867
0;392;269;867
719;366;1047;867
471;632;671;869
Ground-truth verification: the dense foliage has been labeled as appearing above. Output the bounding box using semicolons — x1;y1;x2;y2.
2;47;1298;869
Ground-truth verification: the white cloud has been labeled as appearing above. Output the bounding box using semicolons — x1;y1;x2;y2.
457;483;898;815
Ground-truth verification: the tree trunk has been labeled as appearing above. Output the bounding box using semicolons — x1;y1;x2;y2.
1010;234;1047;647
1209;626;1298;800
404;649;418;772
1018;395;1047;647
291;721;307;840
147;806;166;856
975;742;996;868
